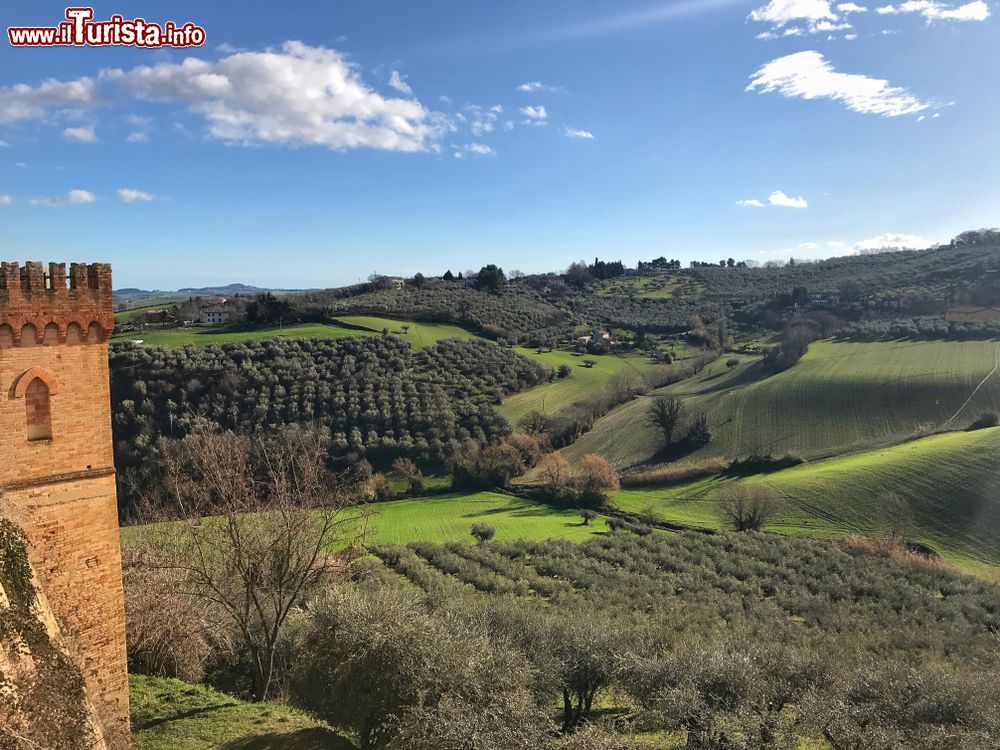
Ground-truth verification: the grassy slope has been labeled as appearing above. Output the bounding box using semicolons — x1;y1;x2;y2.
130;674;353;750
499;347;685;426
613;427;1000;566
123;493;607;551
332;314;477;347
347;491;608;545
111;316;478;348
594;274;692;299
564;340;1000;469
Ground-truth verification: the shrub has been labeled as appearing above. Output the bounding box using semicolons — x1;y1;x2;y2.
471;524;497;544
290;587;544;749
573;454;620;508
557;364;573;379
967;412;999;431
122;549;215;683
622;458;729;487
719;486;780;531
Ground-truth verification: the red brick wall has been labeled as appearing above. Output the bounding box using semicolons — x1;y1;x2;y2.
0;261;129;748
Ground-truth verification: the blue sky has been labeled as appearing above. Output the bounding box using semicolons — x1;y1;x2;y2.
1;0;997;288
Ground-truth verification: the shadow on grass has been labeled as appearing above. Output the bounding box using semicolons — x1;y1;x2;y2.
137;702;239;730
461;500;558;519
223;727;356;750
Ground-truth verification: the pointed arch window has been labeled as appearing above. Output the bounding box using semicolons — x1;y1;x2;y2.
12;367;60;443
25;378;52;441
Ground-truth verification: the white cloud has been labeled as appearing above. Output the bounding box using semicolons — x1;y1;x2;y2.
517;81;562;93
751;0;837;25
876;0;988;19
827;240;845;247
845;32;859;38
813;19;854;29
63;125;97;143
854;232;929;250
117;188;154;202
30;189;96;206
750;0;850;32
464;104;501;136
0;76;97;124
126;130;149;143
564;127;595;139
768;190;809;208
798;241;820;249
747;51;929;117
0;194;11;205
111;42;449;153
519;105;548;120
837;2;868;10
737;198;766;207
0;140;9;147
388;70;413;96
453;142;496;158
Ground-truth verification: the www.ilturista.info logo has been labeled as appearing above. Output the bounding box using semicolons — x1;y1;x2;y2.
8;7;206;48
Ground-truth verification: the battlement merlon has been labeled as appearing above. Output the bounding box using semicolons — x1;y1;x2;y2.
0;262;115;339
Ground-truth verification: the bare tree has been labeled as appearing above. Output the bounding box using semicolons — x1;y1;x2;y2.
720;486;780;532
878;492;914;544
648;396;684;448
142;427;368;701
538;453;571;494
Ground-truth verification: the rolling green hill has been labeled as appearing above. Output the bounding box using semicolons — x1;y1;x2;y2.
613;427;1000;568
498;347;681;426
563;339;1000;469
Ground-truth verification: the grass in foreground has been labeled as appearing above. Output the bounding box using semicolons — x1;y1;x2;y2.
564;339;1000;469
612;427;1000;568
130;674;353;750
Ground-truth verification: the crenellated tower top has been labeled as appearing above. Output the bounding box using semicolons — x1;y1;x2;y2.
0;261;114;347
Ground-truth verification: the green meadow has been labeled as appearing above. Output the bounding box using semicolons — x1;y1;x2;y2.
111;315;479;348
563;339;1000;469
612;427;1000;568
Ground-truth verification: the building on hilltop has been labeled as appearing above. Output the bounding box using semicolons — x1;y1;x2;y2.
199;304;231;325
0;261;130;748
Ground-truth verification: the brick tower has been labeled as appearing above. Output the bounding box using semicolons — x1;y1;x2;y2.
0;261;129;746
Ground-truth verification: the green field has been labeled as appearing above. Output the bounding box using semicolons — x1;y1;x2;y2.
331;315;478;347
348;492;608;545
131;674;351;750
123;492;608;552
613;427;1000;567
499;347;683;426
112;315;479;349
111;322;373;347
563;339;1000;469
